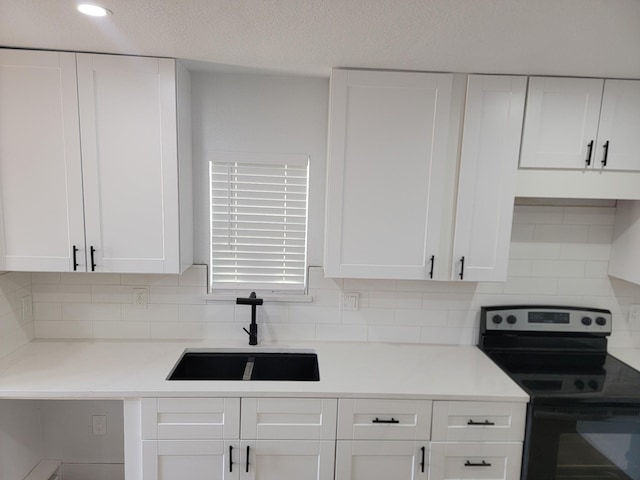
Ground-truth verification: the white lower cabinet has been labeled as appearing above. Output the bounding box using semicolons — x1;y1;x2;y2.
140;398;337;480
335;441;427;480
429;442;523;480
137;397;525;480
143;440;239;480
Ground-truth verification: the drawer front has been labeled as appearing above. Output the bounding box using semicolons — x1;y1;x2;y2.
241;398;337;440
432;401;526;442
335;440;428;480
429;442;523;480
142;397;240;440
337;399;432;440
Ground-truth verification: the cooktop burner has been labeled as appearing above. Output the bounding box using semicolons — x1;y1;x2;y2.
478;305;640;405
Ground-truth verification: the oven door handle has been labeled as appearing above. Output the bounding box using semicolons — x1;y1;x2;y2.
535;407;640;422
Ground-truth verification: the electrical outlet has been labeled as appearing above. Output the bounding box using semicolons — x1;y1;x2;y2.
133;288;149;309
629;304;640;326
21;295;33;321
92;415;106;435
340;292;359;311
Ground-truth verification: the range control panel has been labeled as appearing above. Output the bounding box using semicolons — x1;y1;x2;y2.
481;306;612;334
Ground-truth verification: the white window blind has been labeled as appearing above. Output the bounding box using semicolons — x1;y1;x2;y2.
210;153;309;291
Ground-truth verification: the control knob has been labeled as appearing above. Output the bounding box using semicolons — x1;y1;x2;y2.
574;379;585;390
506;315;517;325
596;317;607;326
581;317;592;326
588;380;599;391
492;315;503;324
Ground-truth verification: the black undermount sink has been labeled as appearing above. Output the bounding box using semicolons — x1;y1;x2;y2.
167;350;320;381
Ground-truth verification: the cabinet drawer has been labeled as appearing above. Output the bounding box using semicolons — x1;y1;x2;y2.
429;442;523;480
142;397;240;440
241;398;337;440
337;399;432;440
432;401;526;441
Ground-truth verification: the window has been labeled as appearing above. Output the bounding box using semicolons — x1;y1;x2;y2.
209;153;309;292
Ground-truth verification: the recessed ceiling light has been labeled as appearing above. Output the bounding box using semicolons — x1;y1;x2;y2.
77;4;112;17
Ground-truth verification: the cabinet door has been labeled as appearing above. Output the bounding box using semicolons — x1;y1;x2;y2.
520;76;603;169
596;79;640;171
325;69;453;279
0;49;86;271
452;75;526;281
429;442;522;480
76;53;181;273
242;440;334;480
142;440;239;480
335;440;428;480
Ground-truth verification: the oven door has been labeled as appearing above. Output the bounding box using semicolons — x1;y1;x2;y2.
524;404;640;480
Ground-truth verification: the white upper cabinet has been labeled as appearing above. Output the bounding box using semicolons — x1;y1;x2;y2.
0;49;192;273
77;53;185;273
521;76;640;171
452;75;526;282
324;69;454;280
0;49;86;271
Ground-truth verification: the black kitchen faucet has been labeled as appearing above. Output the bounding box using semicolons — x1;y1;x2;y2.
237;292;263;345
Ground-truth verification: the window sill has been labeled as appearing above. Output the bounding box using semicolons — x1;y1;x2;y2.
205;293;314;304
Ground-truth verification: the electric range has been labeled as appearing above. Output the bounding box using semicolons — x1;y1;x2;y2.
479;305;640;480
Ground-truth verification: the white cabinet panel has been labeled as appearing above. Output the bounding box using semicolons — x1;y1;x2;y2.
142;439;239;480
77;53;182;273
597;80;640;171
335;440;428;480
452;75;526;282
429;442;523;480
243;440;335;480
241;398;337;440
337;399;432;441
520;77;603;169
325;69;453;279
0;49;85;271
142;397;240;440
432;401;526;442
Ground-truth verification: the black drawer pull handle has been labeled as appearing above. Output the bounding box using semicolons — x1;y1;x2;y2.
602;140;610;166
90;246;96;272
428;255;435;279
72;245;79;271
372;417;399;424
467;419;495;426
585;140;594;166
465;460;492;467
229;445;234;472
246;445;250;473
459;256;465;280
420;446;426;473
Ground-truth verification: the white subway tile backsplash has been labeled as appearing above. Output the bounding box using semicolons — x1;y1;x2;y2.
63;303;121;322
15;205;640;348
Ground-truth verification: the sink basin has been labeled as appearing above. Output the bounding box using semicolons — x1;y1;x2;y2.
167;350;319;381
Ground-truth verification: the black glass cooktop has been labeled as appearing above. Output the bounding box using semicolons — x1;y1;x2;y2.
486;351;640;405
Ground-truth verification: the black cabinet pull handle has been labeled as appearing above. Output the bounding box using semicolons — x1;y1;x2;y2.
420;446;426;473
467;419;495;426
459;256;465;280
602;140;610;166
372;417;399;424
465;460;492;467
428;255;435;279
246;445;250;473
585;140;594;166
72;245;79;271
90;246;96;272
229;445;234;472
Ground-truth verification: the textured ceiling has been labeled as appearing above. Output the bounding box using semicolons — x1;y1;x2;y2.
1;0;640;78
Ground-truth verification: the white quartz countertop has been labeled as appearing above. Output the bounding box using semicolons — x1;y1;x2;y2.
0;340;528;401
